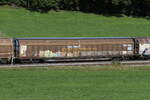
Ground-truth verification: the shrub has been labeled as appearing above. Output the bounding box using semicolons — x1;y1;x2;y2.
1;0;150;16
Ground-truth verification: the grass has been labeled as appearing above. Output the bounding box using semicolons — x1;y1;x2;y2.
0;6;150;37
0;66;150;100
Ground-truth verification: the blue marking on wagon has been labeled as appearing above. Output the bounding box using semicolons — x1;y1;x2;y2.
16;37;133;40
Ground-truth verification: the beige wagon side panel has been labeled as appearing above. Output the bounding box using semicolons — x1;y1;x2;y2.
0;38;13;59
18;38;134;59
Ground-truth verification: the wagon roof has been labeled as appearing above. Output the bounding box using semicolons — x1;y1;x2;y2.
16;37;133;40
136;37;150;43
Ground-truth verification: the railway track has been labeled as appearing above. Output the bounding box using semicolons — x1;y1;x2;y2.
0;60;150;68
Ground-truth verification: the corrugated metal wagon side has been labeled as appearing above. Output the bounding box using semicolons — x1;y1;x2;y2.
0;38;14;63
79;38;135;60
16;39;82;61
15;37;135;62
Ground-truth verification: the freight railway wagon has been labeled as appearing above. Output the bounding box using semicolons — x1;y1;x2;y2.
0;38;14;63
0;37;150;63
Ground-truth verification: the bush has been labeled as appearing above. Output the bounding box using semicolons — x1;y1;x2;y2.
60;0;80;10
1;0;150;16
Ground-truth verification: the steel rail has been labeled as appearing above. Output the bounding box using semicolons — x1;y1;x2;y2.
0;60;150;68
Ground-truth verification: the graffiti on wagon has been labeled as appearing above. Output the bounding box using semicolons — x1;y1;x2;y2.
38;45;97;57
39;50;65;57
62;45;97;52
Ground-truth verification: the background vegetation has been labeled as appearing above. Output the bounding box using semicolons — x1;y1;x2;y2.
0;0;150;16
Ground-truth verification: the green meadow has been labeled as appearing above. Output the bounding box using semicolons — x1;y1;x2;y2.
0;6;150;37
0;66;150;100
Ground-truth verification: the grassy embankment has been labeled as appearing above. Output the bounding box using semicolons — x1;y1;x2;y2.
0;6;150;37
0;66;150;100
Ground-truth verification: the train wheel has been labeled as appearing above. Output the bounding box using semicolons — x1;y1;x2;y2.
0;59;9;64
112;57;122;61
31;59;41;63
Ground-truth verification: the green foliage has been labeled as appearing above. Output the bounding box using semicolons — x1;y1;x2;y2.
0;0;9;4
60;0;80;10
1;0;150;16
112;0;132;5
29;0;61;11
0;0;61;11
111;0;150;16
